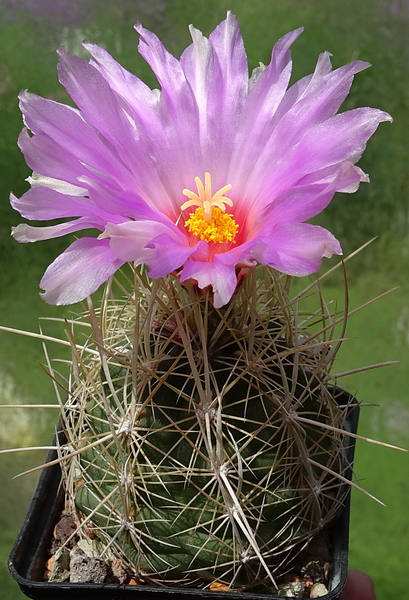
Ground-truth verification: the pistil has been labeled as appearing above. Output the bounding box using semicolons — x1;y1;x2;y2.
181;173;238;244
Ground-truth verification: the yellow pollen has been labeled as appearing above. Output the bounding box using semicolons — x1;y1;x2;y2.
181;172;238;243
184;206;239;244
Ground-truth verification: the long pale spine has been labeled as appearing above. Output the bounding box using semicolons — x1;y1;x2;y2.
59;266;350;590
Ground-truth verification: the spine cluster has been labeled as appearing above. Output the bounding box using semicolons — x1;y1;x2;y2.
58;267;352;590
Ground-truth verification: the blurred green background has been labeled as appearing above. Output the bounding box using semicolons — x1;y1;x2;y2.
0;0;408;598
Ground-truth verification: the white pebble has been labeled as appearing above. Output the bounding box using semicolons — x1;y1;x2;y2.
309;583;329;598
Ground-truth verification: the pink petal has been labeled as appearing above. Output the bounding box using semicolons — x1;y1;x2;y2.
12;180;175;231
144;234;201;278
231;56;380;208
135;21;202;183
81;42;181;211
289;107;392;171
180;258;238;308
18;128;89;186
209;12;248;98
82;185;174;224
11;217;104;243
252;222;342;276
84;41;159;114
57;50;139;167
40;238;124;305
212;238;255;267
268;59;372;156
229;28;302;202
10;187;96;220
270;50;333;116
262;162;362;226
179;12;248;174
19;91;132;188
104;220;197;276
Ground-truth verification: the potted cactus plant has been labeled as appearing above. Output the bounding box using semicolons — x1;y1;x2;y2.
3;11;393;599
8;265;362;600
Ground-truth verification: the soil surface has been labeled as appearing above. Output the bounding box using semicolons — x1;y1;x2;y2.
44;510;332;597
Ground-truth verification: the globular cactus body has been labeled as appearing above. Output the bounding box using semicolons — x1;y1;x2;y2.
61;267;350;590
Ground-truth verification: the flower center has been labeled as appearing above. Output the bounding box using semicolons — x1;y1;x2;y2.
181;173;239;244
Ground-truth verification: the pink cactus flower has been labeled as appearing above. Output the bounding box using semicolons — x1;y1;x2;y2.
11;12;391;307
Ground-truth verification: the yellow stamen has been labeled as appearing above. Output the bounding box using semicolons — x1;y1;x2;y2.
181;173;238;244
185;206;238;244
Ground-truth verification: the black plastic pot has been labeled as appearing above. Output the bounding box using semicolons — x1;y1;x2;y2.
9;392;359;600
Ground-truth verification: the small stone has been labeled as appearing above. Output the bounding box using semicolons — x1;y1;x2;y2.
69;545;109;583
309;582;329;598
301;560;326;584
77;536;117;562
277;580;305;597
53;512;78;549
44;555;55;580
48;547;70;582
209;581;229;591
77;538;99;557
110;559;130;584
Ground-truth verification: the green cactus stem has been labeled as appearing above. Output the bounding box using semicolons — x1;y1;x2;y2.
59;266;352;590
